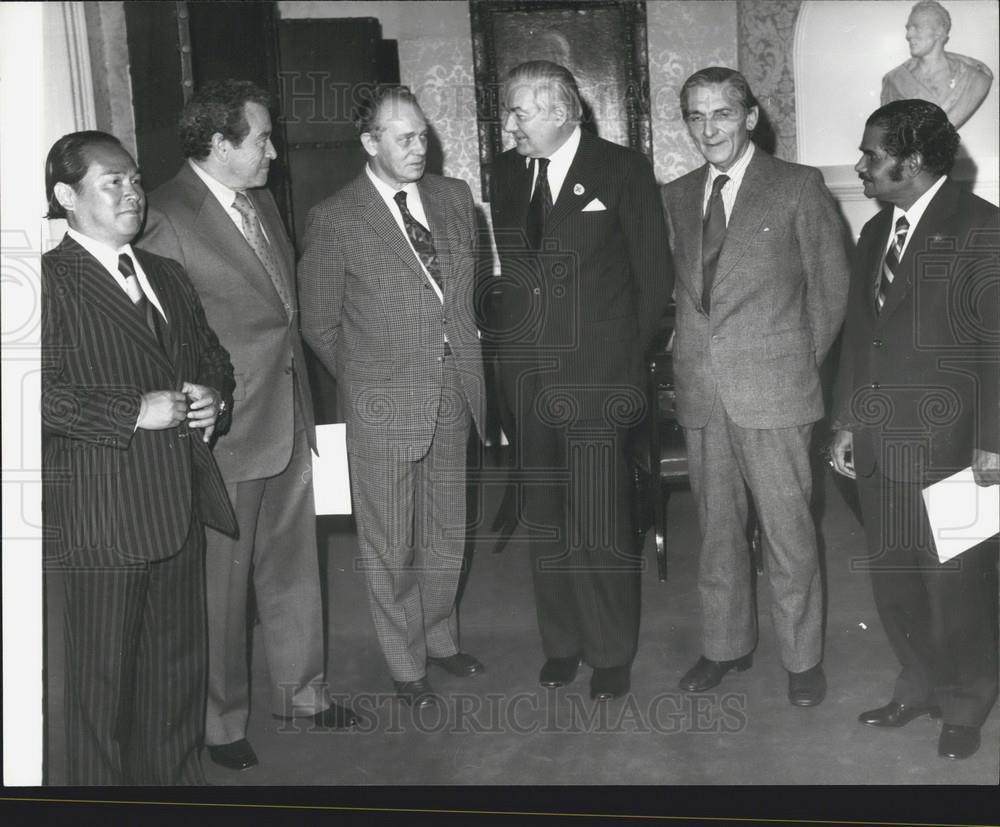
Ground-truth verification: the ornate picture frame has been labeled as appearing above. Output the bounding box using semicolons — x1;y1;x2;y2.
469;0;652;201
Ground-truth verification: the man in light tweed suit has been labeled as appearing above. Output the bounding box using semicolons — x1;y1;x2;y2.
299;86;487;707
660;67;850;706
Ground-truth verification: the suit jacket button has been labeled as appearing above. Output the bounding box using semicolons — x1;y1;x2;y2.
871;382;880;390
285;366;293;375
872;339;883;347
532;287;541;295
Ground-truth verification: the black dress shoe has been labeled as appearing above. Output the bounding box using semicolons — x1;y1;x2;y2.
393;677;438;708
428;652;485;677
206;738;258;771
590;666;630;701
272;701;359;729
938;724;981;760
858;701;942;728
787;664;826;707
539;656;581;688
678;653;752;692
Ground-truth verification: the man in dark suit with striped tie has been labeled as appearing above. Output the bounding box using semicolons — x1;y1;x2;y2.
42;131;237;784
830;99;999;760
141;80;357;772
299;86;487;708
489;61;673;701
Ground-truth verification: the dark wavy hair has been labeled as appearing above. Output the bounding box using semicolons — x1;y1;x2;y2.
179;79;273;160
865;99;960;176
44;130;125;219
679;67;759;118
352;85;421;135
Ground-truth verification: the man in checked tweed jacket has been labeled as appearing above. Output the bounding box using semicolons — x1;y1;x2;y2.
299;86;487;707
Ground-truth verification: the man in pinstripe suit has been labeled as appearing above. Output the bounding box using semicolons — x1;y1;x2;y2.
489;61;673;701
41;131;236;784
299;86;487;707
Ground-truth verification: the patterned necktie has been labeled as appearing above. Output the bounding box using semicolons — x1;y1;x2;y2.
526;157;552;250
118;252;165;349
701;173;730;314
232;192;292;314
394;190;442;291
877;216;909;314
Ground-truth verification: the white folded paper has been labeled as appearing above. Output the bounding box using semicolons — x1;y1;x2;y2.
921;467;999;563
311;423;352;515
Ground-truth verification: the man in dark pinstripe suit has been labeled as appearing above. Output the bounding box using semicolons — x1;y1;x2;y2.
489;61;673;701
299;86;487;707
41;131;236;784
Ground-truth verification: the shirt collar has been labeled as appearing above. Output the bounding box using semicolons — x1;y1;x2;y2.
524;125;582;169
893;174;947;231
708;141;755;184
189;158;241;210
365;163;420;204
67;228;136;274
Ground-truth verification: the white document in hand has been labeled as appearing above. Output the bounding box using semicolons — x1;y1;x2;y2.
921;467;999;563
311;423;352;515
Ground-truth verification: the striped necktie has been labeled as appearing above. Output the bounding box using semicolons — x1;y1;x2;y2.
877;216;909;314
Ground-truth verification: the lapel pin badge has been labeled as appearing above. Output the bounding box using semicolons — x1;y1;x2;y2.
573;183;585;196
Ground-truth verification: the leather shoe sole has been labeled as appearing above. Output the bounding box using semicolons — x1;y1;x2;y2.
590;666;630;701
787;664;826;707
428;652;485;678
539;656;581;688
858;701;942;728
938;724;980;760
678;654;752;692
394;678;438;708
206;738;258;771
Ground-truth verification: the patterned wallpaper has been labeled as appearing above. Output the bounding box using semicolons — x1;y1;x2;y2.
648;1;739;183
737;0;802;162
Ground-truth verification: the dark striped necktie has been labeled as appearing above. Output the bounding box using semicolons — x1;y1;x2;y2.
394;190;442;291
877;216;909;314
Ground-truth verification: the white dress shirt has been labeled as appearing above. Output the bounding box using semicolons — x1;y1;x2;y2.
526;125;582;203
68;228;166;320
886;174;947;258
189;159;270;243
703;142;756;223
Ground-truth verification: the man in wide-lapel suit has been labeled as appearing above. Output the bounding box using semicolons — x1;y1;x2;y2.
489;61;673;701
299;86;487;707
830;99;999;760
140;80;356;772
660;67;850;706
42;131;236;784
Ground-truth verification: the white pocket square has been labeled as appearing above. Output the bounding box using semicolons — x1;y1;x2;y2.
581;198;606;212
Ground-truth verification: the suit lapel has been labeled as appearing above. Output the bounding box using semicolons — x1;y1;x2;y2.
673;167;711;304
711;149;771;290
179;166;288;317
544;132;598;234
357;172;427;281
879;181;958;322
249;187;296;309
57;236;176;376
419;177;452;282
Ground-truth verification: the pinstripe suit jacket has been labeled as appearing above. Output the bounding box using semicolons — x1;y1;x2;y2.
298;171;486;461
489;131;673;425
661;149;851;430
42;235;237;568
831;179;999;483
141;163;316;483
